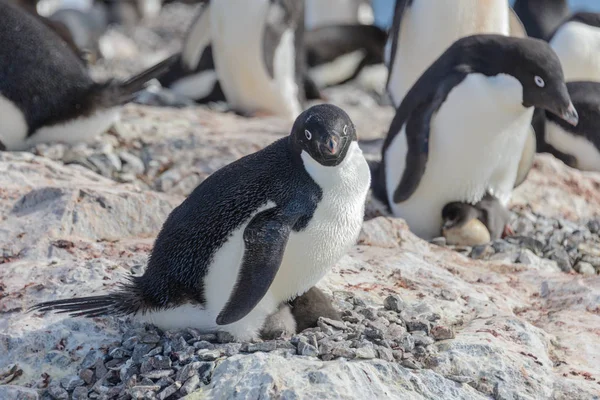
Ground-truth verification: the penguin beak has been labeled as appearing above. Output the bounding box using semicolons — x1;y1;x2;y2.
561;102;579;126
322;134;341;156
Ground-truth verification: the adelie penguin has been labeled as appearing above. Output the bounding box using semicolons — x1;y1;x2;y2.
550;13;600;82
0;1;176;151
542;81;600;172
171;0;306;119
30;104;371;341
374;34;578;240
513;0;569;40
384;0;535;187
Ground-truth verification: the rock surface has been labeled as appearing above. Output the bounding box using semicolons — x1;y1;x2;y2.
0;3;599;400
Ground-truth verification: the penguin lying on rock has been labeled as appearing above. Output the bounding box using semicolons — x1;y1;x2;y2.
31;104;371;342
0;0;176;151
374;34;578;240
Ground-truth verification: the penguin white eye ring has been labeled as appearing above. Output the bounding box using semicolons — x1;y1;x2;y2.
343;125;349;136
305;130;312;140
535;76;545;88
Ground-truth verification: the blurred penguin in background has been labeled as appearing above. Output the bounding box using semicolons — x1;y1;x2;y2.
513;0;569;40
305;0;373;30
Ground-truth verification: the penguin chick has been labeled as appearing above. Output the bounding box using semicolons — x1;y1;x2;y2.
30;104;371;342
0;1;177;151
261;303;297;340
289;286;341;333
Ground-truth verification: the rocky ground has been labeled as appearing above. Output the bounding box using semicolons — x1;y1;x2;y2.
1;3;599;400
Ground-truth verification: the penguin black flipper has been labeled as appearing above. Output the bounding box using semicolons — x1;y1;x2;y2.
388;68;469;203
386;0;411;89
216;205;306;326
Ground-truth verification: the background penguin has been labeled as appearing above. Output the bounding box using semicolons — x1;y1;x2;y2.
305;0;369;30
550;12;600;82
0;1;176;151
442;194;512;246
542;81;600;171
178;0;306;119
513;0;570;40
375;35;578;240
30;104;371;342
305;24;387;89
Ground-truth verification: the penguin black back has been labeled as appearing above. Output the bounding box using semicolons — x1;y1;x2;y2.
513;0;569;40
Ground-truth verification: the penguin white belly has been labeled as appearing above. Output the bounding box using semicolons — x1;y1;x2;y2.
551;22;600;82
545;120;600;172
139;144;370;340
386;74;532;239
22;108;121;151
210;0;300;119
170;70;219;101
309;50;366;88
388;0;510;107
0;96;29;150
272;142;371;300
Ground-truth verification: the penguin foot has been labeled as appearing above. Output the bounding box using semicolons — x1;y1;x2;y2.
502;224;515;238
261;303;297;340
290;287;342;333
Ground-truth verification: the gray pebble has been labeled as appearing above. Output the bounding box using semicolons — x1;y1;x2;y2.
128;385;161;399
575;261;596;275
430;325;455;340
341;310;363;323
547;248;573;272
193;340;215;350
131;344;155;364
80;350;103;369
377;346;394;362
141;333;161;344
470;244;494;260
197;349;222;360
71;386;88;400
217;343;242;357
430;237;446;247
141;369;174;380
93;360;108;383
216;331;236;343
297;341;319;357
151;355;172;370
357;307;378;321
364;327;384;341
245;341;277;353
411;333;434;347
401;357;422;370
355;345;377;359
392;349;404;361
332;346;356;359
383;295;406;313
440;289;458;301
318;341;335;356
319;317;346;331
404;318;431;334
177;346;196;362
155;377;174;388
176;361;202;382
48;384;69;400
61;375;85;391
398;333;415;353
180;375;201;396
79;369;95;385
157;382;181;400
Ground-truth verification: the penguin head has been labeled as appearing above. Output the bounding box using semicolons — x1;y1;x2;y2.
290;104;357;167
501;37;578;126
441;202;480;231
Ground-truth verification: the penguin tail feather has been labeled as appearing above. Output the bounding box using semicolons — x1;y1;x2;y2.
94;53;179;107
29;277;146;318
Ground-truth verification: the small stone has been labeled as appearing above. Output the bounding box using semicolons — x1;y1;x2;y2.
319;317;346;330
156;377;174;388
318;341;335;356
48;384;69;400
176;361;202;382
405;318;431;334
440;289;458;301
341;310;363;323
412;333;435;347
72;386;88;400
574;261;596;275
547;248;573;272
352;297;366;307
109;347;131;359
430;325;455;340
377;346;394;362
198;362;215;385
180;375;200;396
470;244;494;260
401;357;422;370
447;375;473;384
141;369;174;380
364;327;384;340
392;349;404;361
157;382;181;400
80;350;102;369
297;341;319;357
94;359;108;382
317;321;334;336
141;377;156;386
357;307;379;321
216;331;236;343
355;345;377;359
177;346;196;362
151;355;172;370
147;346;163;358
385;323;406;339
332;346;356;359
398;333;415;353
128;385;161;399
491;239;514;253
141;333;161;344
430;237;447;247
217;343;242;356
245;341;277;353
140;359;153;374
193;340;215;350
587;219;600;234
132;343;155;364
79;369;94;385
490;251;520;263
383;295;406;313
61;375;85;391
119;360;139;382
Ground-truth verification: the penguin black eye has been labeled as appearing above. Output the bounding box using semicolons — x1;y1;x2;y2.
305;130;312;140
342;125;348;136
534;76;545;88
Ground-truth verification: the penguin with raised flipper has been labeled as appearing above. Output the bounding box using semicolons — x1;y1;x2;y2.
30;104;371;341
376;35;578;240
0;1;176;151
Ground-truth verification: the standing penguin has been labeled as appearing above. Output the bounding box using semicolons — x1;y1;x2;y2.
305;0;363;30
376;35;578;240
550;13;600;82
543;81;600;172
513;0;569;40
0;1;176;151
31;104;371;341
178;0;306;119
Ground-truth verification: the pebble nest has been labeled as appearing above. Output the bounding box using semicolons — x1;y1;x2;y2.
23;295;452;400
433;210;600;275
